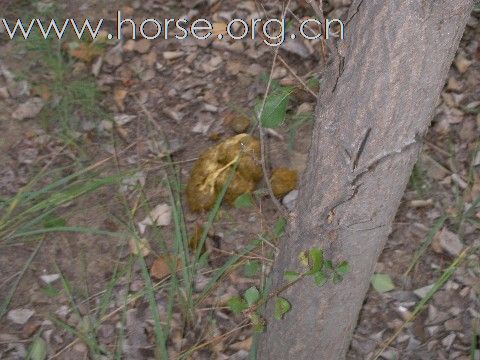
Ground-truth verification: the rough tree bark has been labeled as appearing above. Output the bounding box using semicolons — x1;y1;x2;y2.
258;1;474;359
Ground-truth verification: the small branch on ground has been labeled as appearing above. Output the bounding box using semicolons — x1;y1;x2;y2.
255;0;292;219
306;0;326;29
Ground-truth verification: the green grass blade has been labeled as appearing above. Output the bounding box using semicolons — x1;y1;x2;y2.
196;239;260;306
135;250;169;359
0;238;44;319
166;177;194;315
50;316;105;358
94;257;131;327
375;247;469;358
193;162;239;270
8;227;125;240
404;215;447;276
55;267;106;359
471;324;478;360
464;194;480;219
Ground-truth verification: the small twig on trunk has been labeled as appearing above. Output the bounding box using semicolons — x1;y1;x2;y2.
246;272;307;316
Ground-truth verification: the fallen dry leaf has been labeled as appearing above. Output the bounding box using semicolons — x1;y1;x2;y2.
67;41;104;63
454;54;472;74
282;189;298;211
446;77;463;92
150;255;180;280
138;204;172;234
7;308;35;325
432;227;464;257
230;337;253;351
32;84;51;101
129;237;151;257
163;51;184;60
114;88;128;111
189;224;206;254
12;98;45;120
40;274;60;284
133;39;151;54
224;113;251;133
119;171;146;193
212;22;228;36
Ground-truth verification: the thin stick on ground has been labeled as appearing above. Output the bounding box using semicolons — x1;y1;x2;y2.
306;0;326;29
0;271;21;289
277;55;318;99
256;0;292;219
175;321;251;359
0;239;44;319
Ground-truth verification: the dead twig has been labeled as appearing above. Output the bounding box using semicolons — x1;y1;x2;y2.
277;55;318;99
175;321;251;359
306;0;326;29
255;0;292;219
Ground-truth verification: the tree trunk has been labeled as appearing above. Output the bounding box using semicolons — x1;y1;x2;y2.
258;1;473;359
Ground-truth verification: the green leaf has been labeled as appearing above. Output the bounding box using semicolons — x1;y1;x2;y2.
284;271;301;282
288;111;314;150
257;87;292;128
228;296;248;315
463;105;480;114
336;261;350;275
197;251;210;268
273;217;287;237
244;260;261;277
43;217;66;228
250;312;266;333
28;336;47;360
324;260;334;270
314;271;328;286
41;284;60;298
259;73;281;91
274;297;291;320
371;273;395;293
306;247;324;275
332;272;343;284
306;76;320;89
244;286;260;306
234;193;254;209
